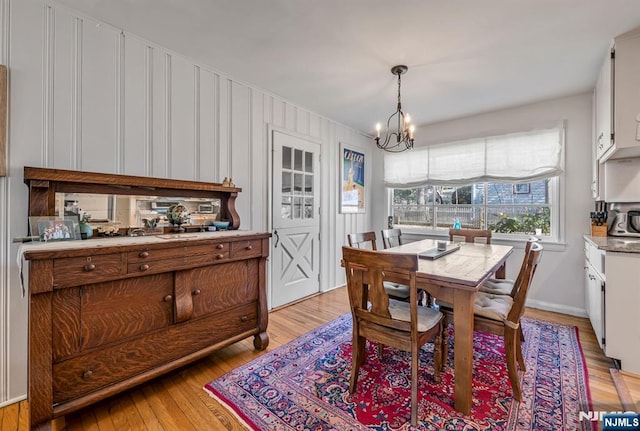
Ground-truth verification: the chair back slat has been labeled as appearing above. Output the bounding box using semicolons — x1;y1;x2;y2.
449;228;492;244
381;228;403;249
509;237;539;297
507;242;543;324
347;231;377;250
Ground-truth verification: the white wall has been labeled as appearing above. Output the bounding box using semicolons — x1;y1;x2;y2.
0;0;373;405
370;93;594;316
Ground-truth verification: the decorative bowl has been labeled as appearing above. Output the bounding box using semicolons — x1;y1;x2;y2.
213;220;230;229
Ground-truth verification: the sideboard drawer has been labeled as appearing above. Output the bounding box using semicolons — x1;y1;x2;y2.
230;240;262;259
187;243;230;265
53;254;126;286
127;257;184;274
128;246;187;263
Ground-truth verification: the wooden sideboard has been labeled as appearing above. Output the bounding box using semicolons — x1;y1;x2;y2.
20;168;270;429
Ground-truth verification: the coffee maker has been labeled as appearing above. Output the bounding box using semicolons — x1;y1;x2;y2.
607;202;640;237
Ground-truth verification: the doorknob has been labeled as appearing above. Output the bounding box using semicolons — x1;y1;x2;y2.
274;230;279;248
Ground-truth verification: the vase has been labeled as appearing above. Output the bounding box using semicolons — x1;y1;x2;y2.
79;221;93;239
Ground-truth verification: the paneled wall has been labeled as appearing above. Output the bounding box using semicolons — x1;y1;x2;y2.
0;0;372;405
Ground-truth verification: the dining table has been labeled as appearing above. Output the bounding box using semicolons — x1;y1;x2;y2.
383;238;513;414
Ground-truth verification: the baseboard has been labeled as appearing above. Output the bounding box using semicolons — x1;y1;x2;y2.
0;394;26;409
526;298;587;318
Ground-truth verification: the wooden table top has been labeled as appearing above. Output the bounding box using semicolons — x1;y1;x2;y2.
384;239;513;289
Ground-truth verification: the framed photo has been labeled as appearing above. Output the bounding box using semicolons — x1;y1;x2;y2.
29;216;80;242
340;143;366;213
513;183;530;194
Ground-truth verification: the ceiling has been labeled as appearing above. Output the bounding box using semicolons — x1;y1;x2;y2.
53;0;640;134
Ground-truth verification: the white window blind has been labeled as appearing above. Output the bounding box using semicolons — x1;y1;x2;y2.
384;127;564;188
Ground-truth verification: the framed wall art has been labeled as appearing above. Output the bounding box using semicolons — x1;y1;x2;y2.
340;143;366;213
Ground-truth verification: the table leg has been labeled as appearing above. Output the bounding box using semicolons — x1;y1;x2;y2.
453;288;474;414
495;262;507;279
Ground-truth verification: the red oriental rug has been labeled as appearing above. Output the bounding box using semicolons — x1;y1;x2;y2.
204;314;594;430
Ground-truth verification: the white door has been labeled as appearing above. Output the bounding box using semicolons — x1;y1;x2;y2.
271;130;320;308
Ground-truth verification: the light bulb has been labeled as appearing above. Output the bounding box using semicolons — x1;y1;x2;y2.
375;123;381;138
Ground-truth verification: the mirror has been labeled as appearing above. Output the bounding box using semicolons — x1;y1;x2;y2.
55;193;221;230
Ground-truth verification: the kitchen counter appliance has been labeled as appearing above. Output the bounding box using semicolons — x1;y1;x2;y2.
607;202;640;237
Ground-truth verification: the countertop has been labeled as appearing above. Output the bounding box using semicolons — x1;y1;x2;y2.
584;235;640;253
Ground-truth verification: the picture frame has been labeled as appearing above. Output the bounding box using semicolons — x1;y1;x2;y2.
29;216;80;242
340;143;366;213
513;183;530;194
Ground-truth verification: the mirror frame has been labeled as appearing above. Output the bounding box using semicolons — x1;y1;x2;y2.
24;167;241;234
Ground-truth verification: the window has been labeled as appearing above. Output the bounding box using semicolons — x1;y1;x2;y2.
391;179;554;237
385;126;564;240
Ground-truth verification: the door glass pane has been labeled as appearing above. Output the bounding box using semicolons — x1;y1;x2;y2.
305;174;313;194
305;152;313;173
305;197;314;219
281;196;292;219
282;146;292;170
294;173;303;194
282;172;292;194
294;149;303;171
293;197;303;219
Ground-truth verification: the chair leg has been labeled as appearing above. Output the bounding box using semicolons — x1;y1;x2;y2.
504;327;522;401
433;323;443;383
350;333;366;394
410;341;419;427
441;315;449;372
516;329;526;372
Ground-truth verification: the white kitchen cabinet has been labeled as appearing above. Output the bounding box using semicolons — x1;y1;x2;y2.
597;27;640;162
595;47;613;160
584;240;605;349
591;89;604;199
605;251;640;375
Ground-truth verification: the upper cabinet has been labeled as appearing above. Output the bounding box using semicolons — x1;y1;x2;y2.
595;46;614;160
596;27;640;162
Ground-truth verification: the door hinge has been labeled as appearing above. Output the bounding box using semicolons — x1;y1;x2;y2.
611;49;615;59
317;273;320;282
318;232;320;240
602;337;606;346
601;282;605;292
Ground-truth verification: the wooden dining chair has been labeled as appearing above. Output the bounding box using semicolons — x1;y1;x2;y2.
449;228;505;277
347;232;410;301
342;246;444;427
480;237;539;297
381;228;431;306
449;228;492;244
381;228;404;248
347;232;378;250
439;242;543;401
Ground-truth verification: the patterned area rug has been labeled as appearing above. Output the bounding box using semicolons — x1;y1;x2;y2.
204;314;594;430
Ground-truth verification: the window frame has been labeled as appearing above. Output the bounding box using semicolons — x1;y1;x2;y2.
387;176;563;244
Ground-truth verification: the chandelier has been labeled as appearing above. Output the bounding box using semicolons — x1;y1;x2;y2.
375;65;415;152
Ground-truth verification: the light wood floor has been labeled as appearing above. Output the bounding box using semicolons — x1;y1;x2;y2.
1;287;638;430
